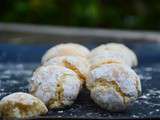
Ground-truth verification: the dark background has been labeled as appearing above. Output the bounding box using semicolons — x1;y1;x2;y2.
0;0;160;30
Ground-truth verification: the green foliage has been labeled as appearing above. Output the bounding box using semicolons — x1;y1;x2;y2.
0;0;160;30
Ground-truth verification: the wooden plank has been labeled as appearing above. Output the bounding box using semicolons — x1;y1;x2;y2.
0;23;160;44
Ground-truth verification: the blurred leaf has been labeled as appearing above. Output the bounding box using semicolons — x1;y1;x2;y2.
0;0;160;30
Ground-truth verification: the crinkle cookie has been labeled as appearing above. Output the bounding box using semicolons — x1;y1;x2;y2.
41;43;90;63
87;63;141;111
43;56;90;84
90;43;138;67
89;51;128;69
0;92;48;119
29;65;81;109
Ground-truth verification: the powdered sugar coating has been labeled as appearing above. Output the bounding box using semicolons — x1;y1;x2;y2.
91;86;126;111
90;43;138;67
62;76;81;105
1;92;38;105
41;43;90;63
43;56;90;83
29;65;81;109
0;92;48;118
88;63;141;96
89;51;128;69
87;63;141;111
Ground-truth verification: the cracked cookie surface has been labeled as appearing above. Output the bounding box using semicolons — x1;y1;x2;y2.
87;63;141;111
89;51;128;69
0;92;48;118
41;43;90;63
90;43;138;67
43;56;90;84
29;65;81;109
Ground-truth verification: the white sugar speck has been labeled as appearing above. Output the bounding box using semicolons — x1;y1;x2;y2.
58;110;64;113
132;115;139;118
140;95;148;99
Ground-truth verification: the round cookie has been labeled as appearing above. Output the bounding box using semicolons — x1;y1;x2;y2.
87;63;141;111
89;51;128;69
0;92;48;119
41;43;90;63
90;43;138;67
29;65;81;109
43;56;90;84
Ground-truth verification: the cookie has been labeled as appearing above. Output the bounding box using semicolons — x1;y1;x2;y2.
90;43;138;67
43;56;90;84
87;63;141;111
42;43;90;63
0;92;48;118
29;65;81;109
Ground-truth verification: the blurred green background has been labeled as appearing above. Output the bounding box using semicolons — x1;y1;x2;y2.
0;0;160;30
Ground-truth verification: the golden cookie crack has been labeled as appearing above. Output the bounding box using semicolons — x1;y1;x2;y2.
47;76;64;109
63;60;86;83
91;61;121;70
1;101;37;118
135;79;141;96
94;79;130;105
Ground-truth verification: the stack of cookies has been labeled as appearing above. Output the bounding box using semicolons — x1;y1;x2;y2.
87;43;141;111
30;43;90;109
0;43;142;119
